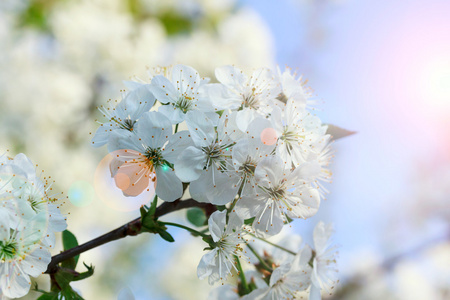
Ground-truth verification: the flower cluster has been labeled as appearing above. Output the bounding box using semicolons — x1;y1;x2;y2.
0;153;67;299
94;64;332;228
209;221;339;300
94;64;337;298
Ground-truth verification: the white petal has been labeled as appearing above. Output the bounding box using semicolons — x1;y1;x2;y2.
171;65;201;97
204;169;239;205
136;111;172;149
255;156;285;188
253;201;284;237
174;146;207;182
0;263;31;298
158;104;185;125
185;111;216;147
21;248;51;277
0;209;10;240
189;171;212;203
150;75;177;104
287;188;321;219
231;139;249;168
203;83;242;110
48;204;67;232
269;263;291;287
208;210;226;242
123;80;144;91
313;221;334;254
107;130;141;153
292;246;313;273
91;123;112;147
291;161;321;182
155;166;183;202
162;130;195;164
123;85;156;120
208;285;239;300
235;109;256;132
197;249;218;280
234;195;263;220
309;284;322;300
215;65;247;92
224;212;243;236
242;287;269;300
11;154;34;177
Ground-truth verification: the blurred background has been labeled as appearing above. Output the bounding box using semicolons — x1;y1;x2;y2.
0;0;449;299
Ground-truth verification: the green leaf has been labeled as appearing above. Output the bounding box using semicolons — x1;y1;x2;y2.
216;205;227;211
157;228;175;243
141;213;157;232
37;294;58;300
244;217;255;225
186;207;207;227
52;269;77;290
60;286;85;300
149;195;158;215
285;215;294;224
62;230;79;268
72;263;95;282
140;196;160;233
140;206;147;218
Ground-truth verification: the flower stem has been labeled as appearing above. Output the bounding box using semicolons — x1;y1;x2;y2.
228;197;238;213
250;233;296;255
246;244;272;271
160;222;210;239
174;124;179;134
235;256;250;294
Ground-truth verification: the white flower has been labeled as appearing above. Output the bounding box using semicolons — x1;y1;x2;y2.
304;135;333;199
275;67;317;110
0;209;51;299
0;154;67;248
246;247;312;300
108;111;193;201
175;111;238;205
197;210;246;285
309;222;338;300
92;85;156;147
235;156;320;237
150;65;216;125
211;65;280;131
123;66;174;90
271;100;328;168
222;117;276;203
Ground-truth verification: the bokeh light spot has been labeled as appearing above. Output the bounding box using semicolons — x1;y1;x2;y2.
94;151;155;212
68;180;95;207
260;127;278;145
114;172;130;191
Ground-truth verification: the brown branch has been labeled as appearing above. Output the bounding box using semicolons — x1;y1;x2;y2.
45;198;215;274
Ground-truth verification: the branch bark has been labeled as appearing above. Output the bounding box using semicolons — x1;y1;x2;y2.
45;198;215;274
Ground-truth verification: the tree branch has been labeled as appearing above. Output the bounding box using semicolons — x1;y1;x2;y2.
45;198;215;274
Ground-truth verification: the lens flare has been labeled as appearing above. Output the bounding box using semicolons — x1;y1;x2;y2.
260;127;278;145
94;152;155;212
68;180;95;207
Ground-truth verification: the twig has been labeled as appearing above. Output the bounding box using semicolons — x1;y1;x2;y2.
45;198;215;274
